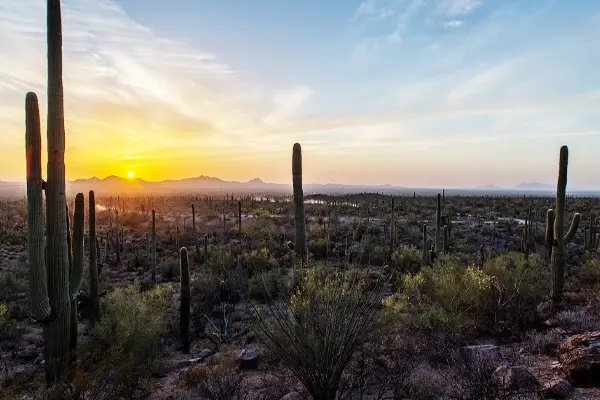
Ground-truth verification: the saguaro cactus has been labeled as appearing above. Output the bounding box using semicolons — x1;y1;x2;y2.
422;224;428;264
70;194;85;359
238;201;242;237
434;194;442;254
151;209;157;282
192;204;200;262
88;190;99;326
180;247;190;353
390;197;395;254
546;146;580;306
292;143;307;265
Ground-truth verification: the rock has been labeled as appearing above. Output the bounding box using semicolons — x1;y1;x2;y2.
557;331;600;386
462;344;502;369
238;347;259;369
280;392;303;400
198;348;213;361
492;365;540;392
542;379;573;399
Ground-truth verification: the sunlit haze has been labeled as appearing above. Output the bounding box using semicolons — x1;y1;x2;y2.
1;0;600;189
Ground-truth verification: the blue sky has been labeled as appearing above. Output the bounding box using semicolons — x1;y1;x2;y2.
1;0;599;188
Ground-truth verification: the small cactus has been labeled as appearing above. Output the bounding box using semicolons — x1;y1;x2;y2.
435;194;442;254
88;190;99;326
151;209;157;282
179;247;190;353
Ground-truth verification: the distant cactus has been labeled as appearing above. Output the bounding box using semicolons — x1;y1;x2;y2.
443;225;448;255
204;234;208;264
238;200;242;236
192;204;200;262
435;194;442;254
176;225;180;252
390;197;395;255
151;209;157;282
546;146;580;307
292;143;307;265
180;247;190;353
89;190;99;327
422;224;428;263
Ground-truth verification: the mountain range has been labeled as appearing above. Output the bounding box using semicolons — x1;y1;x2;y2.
0;176;596;198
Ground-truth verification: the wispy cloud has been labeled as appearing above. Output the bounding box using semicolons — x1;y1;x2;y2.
444;19;464;28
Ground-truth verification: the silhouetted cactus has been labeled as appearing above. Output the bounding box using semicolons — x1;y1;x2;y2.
180;247;190;353
151;209;157;282
292;143;307;265
238;200;242;236
546;146;580;306
422;224;428;263
88;191;99;327
192;204;200;262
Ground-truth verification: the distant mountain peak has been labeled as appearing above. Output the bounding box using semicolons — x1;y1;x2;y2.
247;178;264;184
514;182;554;190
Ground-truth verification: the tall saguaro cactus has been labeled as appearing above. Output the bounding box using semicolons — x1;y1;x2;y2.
88;190;99;326
292;143;307;265
70;194;85;359
24;0;79;381
434;194;442;254
180;247;190;353
546;146;580;307
151;209;157;282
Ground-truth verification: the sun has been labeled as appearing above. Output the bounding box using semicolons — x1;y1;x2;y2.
127;171;134;179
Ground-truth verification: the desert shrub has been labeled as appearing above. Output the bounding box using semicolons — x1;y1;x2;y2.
240;248;278;274
248;269;288;301
367;245;388;266
574;258;600;293
391;245;422;273
159;257;180;281
308;238;328;260
206;244;243;274
178;357;250;399
384;252;548;340
252;265;387;400
118;212;148;229
553;310;600;333
526;330;563;355
94;283;171;362
0;302;20;342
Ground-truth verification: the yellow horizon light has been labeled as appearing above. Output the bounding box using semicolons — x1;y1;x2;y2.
127;171;134;179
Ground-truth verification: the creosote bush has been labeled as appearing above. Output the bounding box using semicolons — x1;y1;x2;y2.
94;283;171;362
383;252;548;340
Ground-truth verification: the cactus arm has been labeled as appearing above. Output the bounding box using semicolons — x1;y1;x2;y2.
25;92;52;323
564;213;581;244
70;193;85;299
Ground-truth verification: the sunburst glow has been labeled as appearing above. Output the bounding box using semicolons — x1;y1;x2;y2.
127;171;134;179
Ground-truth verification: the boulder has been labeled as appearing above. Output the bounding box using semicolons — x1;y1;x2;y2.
238;347;259;369
542;379;573;399
462;344;502;370
492;365;540;392
557;331;600;386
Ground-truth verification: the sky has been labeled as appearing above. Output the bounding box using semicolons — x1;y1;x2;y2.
1;0;600;189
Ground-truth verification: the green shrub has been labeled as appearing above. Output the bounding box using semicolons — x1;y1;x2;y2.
391;245;422;273
248;269;287;301
308;238;328;260
384;252;548;340
94;283;171;362
240;248;278;274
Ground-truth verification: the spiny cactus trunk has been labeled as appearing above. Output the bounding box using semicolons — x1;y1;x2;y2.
151;209;157;282
192;204;200;262
180;247;190;353
422;224;428;264
390;197;395;257
69;193;85;363
434;194;442;255
26;93;51;323
292;143;307;266
43;0;72;382
204;235;208;265
88;191;99;327
175;225;179;253
548;146;580;307
238;201;242;237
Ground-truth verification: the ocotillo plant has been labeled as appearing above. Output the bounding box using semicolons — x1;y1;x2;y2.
546;146;580;307
151;209;157;282
192;204;200;262
180;247;191;353
25;0;85;381
292;143;308;265
89;190;99;327
434;194;442;254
